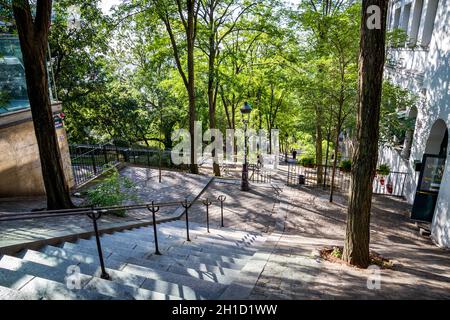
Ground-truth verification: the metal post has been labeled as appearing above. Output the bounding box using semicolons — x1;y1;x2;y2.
147;202;161;255
202;198;212;233
90;151;98;175
103;145;108;165
87;208;110;280
181;199;191;241
218;195;226;228
323;131;331;189
241;120;250;191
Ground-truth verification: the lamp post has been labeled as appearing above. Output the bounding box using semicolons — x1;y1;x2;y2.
240;102;252;191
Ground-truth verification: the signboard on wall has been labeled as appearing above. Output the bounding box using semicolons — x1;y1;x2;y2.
53;112;65;129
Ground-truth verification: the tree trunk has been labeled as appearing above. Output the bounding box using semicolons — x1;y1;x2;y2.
13;0;74;210
207;9;220;177
315;106;323;184
343;0;388;268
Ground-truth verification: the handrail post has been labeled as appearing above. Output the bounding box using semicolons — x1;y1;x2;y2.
87;207;110;280
202;198;212;233
181;199;191;241
147;201;161;255
218;195;226;228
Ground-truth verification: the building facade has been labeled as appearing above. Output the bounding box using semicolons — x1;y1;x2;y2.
380;0;449;246
0;33;74;197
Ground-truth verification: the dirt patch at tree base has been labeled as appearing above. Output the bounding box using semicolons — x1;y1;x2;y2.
320;246;394;270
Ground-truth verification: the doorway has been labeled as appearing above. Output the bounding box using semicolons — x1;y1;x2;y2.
411;119;448;222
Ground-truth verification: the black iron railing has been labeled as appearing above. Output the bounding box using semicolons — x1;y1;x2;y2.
0;196;227;280
286;163;409;197
249;164;273;183
69;144;189;187
69;145;120;186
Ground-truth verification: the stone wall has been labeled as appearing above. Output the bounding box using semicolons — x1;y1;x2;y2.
0;106;74;197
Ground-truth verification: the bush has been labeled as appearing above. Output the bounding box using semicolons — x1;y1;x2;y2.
377;164;391;176
86;167;139;217
340;159;352;172
299;156;315;167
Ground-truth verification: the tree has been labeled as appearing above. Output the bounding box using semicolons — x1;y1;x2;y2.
153;0;200;174
197;0;257;176
11;0;74;209
343;0;389;267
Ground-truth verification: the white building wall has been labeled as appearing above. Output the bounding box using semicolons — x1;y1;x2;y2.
382;0;450;247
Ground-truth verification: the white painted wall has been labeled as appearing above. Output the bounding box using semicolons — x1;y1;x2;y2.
382;0;450;247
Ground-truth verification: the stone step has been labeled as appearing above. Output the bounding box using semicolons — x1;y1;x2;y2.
73;234;257;261
145;252;244;271
26;248;232;287
136;226;264;248
40;245;235;285
0;264;34;289
3;253;206;300
19;276;114;300
63;240;151;259
172;241;255;259
121;263;228;296
0;255;91;287
107;231;257;259
136;223;264;243
170;220;264;238
167;246;249;266
83;276;181;300
0;264;109;300
0;285;29;300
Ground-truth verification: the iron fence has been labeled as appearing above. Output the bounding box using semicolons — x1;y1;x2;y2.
69;145;120;186
69;145;189;187
286;163;409;197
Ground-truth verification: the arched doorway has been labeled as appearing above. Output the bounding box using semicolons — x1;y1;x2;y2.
411;119;448;222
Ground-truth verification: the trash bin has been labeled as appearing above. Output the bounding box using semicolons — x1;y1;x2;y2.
299;175;305;185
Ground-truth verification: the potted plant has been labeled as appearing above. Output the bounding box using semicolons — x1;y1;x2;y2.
339;159;352;172
377;164;391;186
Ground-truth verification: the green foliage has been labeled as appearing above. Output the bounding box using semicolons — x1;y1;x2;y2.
86;167;138;217
331;247;343;259
387;28;409;48
377;164;391;177
339;159;352;172
299;156;315;167
0;90;10;107
380;81;418;146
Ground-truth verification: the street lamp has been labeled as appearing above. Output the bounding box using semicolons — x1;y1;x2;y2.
240;102;252;191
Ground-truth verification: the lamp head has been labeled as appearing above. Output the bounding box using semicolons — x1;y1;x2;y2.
240;102;252;115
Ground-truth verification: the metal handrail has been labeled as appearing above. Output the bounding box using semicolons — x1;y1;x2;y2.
0;196;227;281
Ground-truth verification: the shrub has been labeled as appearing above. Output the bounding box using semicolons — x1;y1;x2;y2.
300;156;315;167
340;159;352;172
86;167;139;217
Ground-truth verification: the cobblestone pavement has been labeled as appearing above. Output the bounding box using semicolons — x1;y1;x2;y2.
183;179;281;234
0;167;211;250
248;186;450;300
198;162;450;299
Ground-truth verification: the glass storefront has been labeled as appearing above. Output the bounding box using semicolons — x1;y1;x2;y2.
0;34;30;114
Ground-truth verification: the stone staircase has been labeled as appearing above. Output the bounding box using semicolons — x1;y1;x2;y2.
0;220;267;300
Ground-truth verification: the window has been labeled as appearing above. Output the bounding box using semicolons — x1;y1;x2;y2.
392;7;402;29
0;34;30;115
420;0;439;47
401;3;412;32
409;0;424;46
